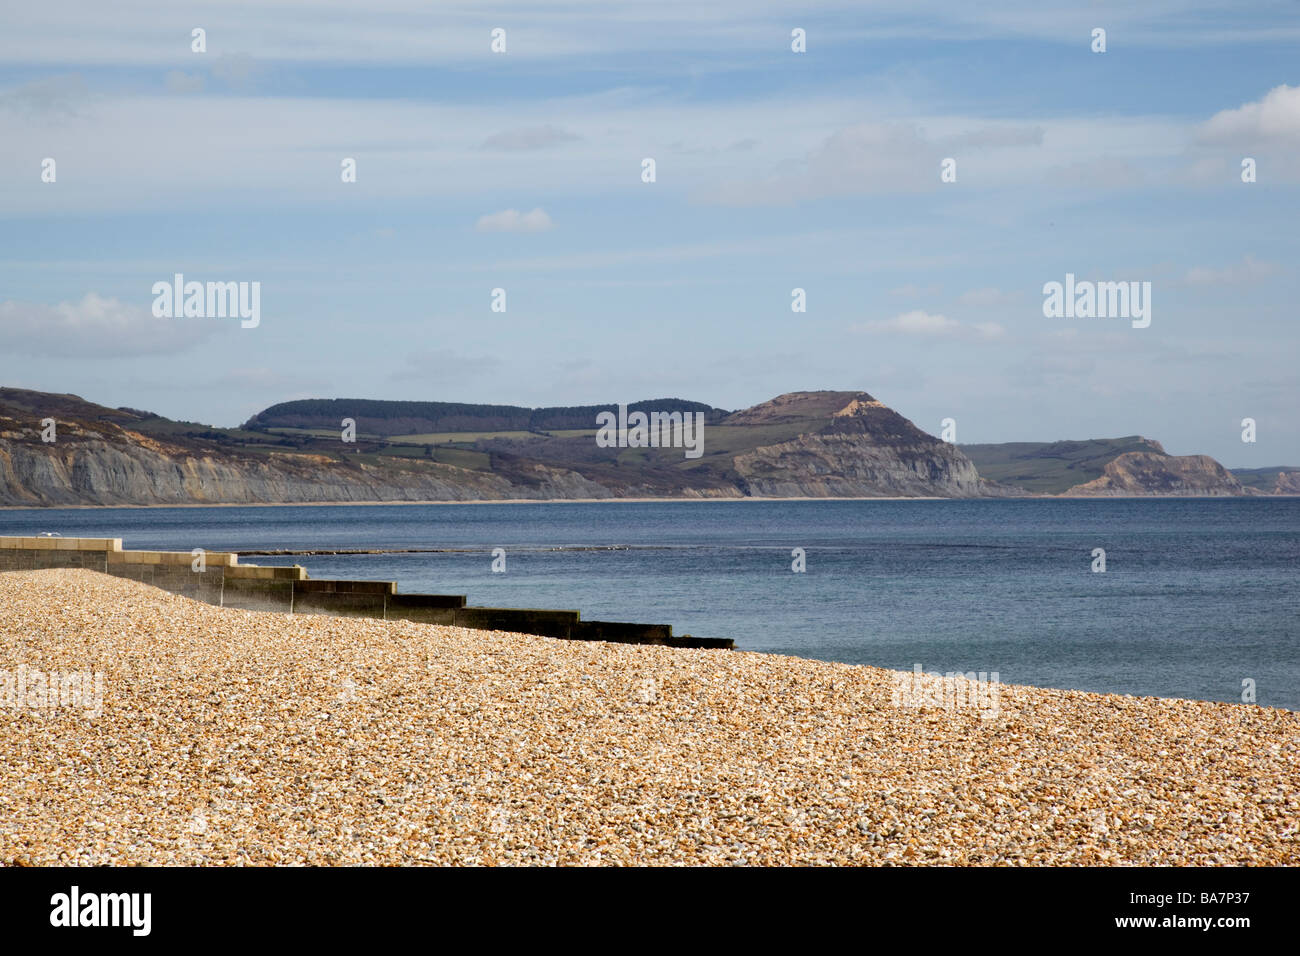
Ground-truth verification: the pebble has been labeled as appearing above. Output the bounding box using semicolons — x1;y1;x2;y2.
0;568;1296;865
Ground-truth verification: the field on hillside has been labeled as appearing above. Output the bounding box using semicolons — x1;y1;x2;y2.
960;437;1164;495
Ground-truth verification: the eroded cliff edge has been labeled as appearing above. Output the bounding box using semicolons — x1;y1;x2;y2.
0;387;1273;505
729;393;985;497
0;389;988;505
1062;452;1255;497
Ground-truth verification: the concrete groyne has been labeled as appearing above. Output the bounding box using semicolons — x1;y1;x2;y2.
0;536;732;649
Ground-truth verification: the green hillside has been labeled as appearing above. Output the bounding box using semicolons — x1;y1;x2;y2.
1230;466;1300;492
959;436;1168;494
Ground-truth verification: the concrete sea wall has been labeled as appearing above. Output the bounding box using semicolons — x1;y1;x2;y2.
0;536;732;649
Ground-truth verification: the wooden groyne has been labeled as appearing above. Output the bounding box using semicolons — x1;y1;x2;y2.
0;536;733;649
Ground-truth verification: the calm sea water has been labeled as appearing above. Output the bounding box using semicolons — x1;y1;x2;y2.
3;499;1297;709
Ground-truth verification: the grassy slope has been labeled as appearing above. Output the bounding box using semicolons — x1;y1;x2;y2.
1;388;815;492
958;437;1167;494
15;387;1272;497
1230;466;1299;491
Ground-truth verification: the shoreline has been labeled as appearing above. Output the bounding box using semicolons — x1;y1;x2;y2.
0;496;947;511
3;494;1297;511
3;567;1295;865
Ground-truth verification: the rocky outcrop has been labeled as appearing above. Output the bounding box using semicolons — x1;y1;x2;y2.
730;391;985;497
733;432;984;497
1273;472;1300;495
1062;452;1249;497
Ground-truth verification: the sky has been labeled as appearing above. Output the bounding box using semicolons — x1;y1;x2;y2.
1;0;1297;467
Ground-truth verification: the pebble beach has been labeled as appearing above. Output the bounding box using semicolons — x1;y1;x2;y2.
1;568;1296;866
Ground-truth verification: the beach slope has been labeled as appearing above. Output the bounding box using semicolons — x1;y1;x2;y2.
1;569;1295;865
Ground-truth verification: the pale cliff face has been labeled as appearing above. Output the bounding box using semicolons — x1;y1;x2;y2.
1062;452;1248;496
0;389;1259;504
730;392;985;498
1273;472;1300;495
0;389;992;504
0;420;611;506
732;432;983;497
0;436;512;506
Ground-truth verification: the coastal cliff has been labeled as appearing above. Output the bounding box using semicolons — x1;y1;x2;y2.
0;420;589;506
0;388;983;505
963;436;1268;497
1062;452;1251;497
0;386;1280;505
729;393;984;497
1272;472;1300;495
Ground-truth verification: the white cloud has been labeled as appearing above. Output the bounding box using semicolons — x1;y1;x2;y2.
1199;85;1300;144
481;125;580;150
0;85;1217;217
0;74;89;119
475;207;554;233
210;54;268;90
863;311;957;335
1179;155;1229;184
0;293;214;357
164;71;205;94
710;122;936;205
942;125;1044;150
856;310;1004;340
1048;157;1145;189
1184;255;1281;285
1;2;1293;68
709;119;1056;205
0;91;854;215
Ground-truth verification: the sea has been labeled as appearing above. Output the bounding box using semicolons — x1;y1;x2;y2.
2;498;1297;710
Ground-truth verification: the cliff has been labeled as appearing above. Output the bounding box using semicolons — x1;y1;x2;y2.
0;387;985;505
1273;472;1300;495
1;386;1274;505
1062;452;1251;497
1231;466;1300;495
960;436;1169;495
728;393;984;497
0;419;615;507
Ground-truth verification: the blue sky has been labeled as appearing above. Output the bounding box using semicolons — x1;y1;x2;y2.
1;0;1297;466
